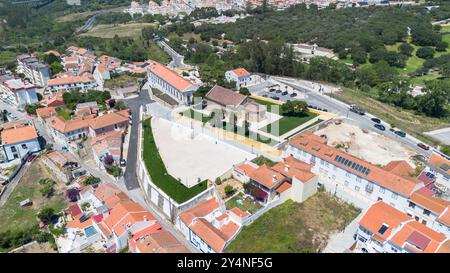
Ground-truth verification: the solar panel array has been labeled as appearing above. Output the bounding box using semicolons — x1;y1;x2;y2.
334;155;371;176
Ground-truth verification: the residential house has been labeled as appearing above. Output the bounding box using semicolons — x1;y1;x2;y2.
234;155;317;204
204;85;267;124
1;124;41;161
40;91;65;108
0;78;39;108
75;101;99;117
88;110;130;137
355;201;450;253
36;107;57;122
177;197;244;253
426;152;450;191
16;54;50;87
46;115;95;147
225;68;254;89
128;223;189;253
147;61;198;105
91;131;123;169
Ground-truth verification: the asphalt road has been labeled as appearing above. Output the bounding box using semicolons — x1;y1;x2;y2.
269;76;433;158
122;87;153;190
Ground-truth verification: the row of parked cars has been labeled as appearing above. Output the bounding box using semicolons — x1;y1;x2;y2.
370;117;429;151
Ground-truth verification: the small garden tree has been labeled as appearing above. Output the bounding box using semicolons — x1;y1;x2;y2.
37;207;55;225
224;185;234;197
239;87;251;96
281;100;309;116
84;176;101;185
65;188;80;202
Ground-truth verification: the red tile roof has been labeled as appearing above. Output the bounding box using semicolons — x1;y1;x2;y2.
1;125;38;145
289;132;419;197
248;164;285;190
178;197;219;225
232;68;251;78
409;187;450;215
147;62;194;92
205;85;247;108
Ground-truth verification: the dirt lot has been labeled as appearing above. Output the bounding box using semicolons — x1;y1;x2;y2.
315;122;419;167
10;242;57;253
225;192;360;253
0;159;68;233
216;178;243;200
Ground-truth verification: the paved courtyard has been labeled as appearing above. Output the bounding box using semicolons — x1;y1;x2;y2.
151;117;256;187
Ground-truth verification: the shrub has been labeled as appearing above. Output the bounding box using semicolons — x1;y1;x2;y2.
39;179;55;198
107;165;121;177
84;176;101;185
65;188;80;202
215;177;222;185
224;185;234;196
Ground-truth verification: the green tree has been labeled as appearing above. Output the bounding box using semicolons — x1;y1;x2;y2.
37;208;55;225
239;87;250;96
399;43;414;57
281;101;309;116
416;47;435;59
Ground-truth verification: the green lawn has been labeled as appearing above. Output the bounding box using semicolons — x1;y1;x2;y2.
263;112;318;136
142;118;207;204
0;160;68;235
225;192;262;214
56;108;72;120
225;192;360;253
251;156;277;167
182;109;213;124
0;51;16;65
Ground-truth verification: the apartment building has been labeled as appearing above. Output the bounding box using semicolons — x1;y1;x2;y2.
46;75;98;92
16;54;50;87
425;152;450;191
0;78;39;108
287;132;420;210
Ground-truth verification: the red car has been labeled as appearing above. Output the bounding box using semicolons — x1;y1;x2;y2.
27;155;36;162
417;143;430;151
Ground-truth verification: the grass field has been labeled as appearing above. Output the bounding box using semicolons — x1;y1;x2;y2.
225;192;360;253
264;112;318;136
56;108;72;121
330;88;450;145
0;51;16;65
182;109;213;123
104;73;140;90
80;23;156;39
142;118;208;204
56;11;96;22
225;192;262;214
250;98;318;136
0;159;68;234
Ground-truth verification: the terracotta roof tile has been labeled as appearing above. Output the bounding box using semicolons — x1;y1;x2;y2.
205;85;247;108
1;125;38;145
148;62;194;92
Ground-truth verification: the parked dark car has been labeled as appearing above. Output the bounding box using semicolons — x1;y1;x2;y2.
323;109;328;112
262;94;268;97
374;124;386;131
417;143;430;151
271;96;280;100
269;88;276;92
281;91;288;96
394;130;406;137
371;118;381;124
290;93;297;97
275;90;282;93
120;159;126;167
